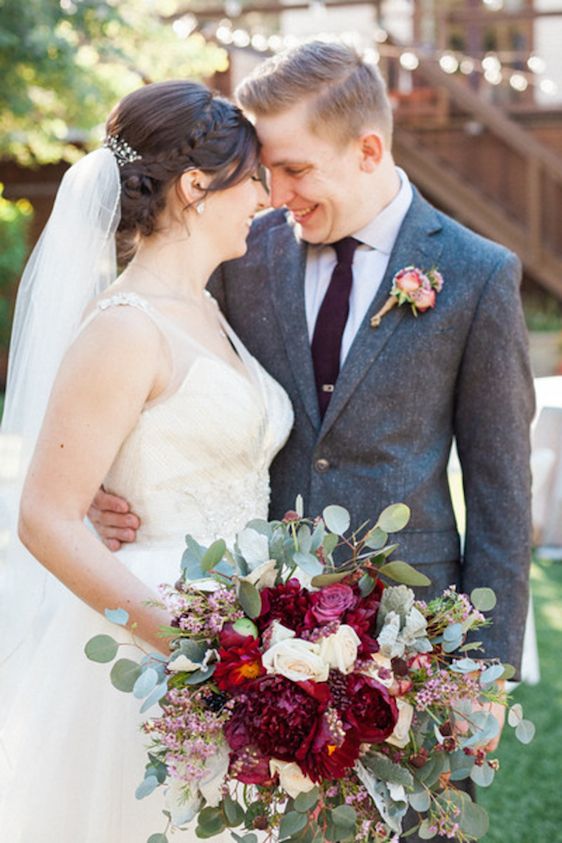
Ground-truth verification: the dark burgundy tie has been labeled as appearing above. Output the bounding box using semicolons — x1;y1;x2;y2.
311;237;360;418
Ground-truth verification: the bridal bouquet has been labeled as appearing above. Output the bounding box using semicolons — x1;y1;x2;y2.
86;502;533;843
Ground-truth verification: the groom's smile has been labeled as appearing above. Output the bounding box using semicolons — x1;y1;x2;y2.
255;100;381;245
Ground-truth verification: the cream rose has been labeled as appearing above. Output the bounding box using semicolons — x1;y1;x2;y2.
261;638;329;682
386;698;414;748
317;624;361;675
269;759;316;799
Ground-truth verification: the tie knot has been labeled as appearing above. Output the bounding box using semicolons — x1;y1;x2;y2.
332;236;359;265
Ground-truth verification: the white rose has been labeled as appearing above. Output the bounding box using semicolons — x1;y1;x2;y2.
317;624;361;675
269;759;316;799
262;638;329;682
268;620;296;647
386;698;414;748
238;559;278;591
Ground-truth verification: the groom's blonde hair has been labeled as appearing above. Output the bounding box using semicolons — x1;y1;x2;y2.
236;39;393;146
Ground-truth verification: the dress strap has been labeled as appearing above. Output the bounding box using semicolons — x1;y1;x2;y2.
77;291;154;335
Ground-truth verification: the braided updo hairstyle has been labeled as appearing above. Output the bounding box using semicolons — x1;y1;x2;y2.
105;80;260;257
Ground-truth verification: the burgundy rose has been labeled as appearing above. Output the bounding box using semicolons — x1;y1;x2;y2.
342;580;384;655
304;583;357;628
257;579;312;635
343;674;398;743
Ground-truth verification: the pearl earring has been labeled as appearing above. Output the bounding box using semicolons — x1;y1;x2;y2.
196;201;205;215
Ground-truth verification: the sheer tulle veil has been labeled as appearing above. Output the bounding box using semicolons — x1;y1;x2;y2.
0;148;121;721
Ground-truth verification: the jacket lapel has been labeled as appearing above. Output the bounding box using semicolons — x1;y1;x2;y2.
268;219;321;429
319;190;444;438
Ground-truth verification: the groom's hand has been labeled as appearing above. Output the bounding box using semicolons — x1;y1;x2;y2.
88;486;140;551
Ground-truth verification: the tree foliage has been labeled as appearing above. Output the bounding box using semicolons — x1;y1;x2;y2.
0;0;229;164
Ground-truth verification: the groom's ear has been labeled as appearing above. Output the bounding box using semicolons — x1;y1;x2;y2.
357;131;384;173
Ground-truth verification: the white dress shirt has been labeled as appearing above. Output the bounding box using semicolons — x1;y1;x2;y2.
304;167;413;365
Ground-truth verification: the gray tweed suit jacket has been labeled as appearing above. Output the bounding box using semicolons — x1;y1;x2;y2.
209;187;534;675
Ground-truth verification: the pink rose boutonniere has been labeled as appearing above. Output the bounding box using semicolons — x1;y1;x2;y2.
370;265;444;328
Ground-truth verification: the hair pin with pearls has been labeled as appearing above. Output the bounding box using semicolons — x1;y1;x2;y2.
103;134;142;167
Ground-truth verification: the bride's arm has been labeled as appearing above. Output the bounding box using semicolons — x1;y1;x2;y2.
18;307;173;654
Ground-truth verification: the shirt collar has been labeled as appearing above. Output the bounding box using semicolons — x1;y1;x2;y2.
352;167;413;255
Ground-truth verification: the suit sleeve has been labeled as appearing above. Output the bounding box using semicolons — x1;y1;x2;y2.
454;252;535;678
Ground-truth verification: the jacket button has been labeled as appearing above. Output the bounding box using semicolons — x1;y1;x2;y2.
315;458;330;473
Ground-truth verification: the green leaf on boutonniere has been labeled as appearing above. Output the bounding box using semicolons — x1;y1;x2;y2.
378;561;431;586
470;587;497;612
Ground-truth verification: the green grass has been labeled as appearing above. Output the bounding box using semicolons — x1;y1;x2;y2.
479;557;562;842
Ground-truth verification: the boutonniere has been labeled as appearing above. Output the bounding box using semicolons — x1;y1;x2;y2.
370;266;444;328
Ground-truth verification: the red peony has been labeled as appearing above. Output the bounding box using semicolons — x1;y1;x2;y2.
304;583;357;628
257;579;312;635
343;674;398;743
296;712;362;782
214;636;265;692
225;675;330;762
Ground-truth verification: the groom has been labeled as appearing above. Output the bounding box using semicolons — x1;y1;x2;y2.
92;35;533;754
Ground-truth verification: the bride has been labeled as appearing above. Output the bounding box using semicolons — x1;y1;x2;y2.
0;80;293;842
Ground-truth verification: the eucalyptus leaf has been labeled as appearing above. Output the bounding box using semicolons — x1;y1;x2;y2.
323;504;351;535
515;719;536;744
104;608;129;626
182;536;207;575
297;524;312;553
201;539;227;573
501;663;516;681
331;805;356;832
311;571;350;587
110;658;142;693
309;521;325;553
364;526;388;550
140;680;168;713
173;638;207;664
470;763;495;787
508;703;523;727
415;752;447;788
238;580;262;619
377;503;411;533
84;634;119;663
459;800;489;839
279;811;307;839
443;623;463;642
450;657;481;674
408;790;430;812
135;775;159;800
470;587;497;612
448;749;475;781
293;787;319;813
133;667;159;699
418;819;437;839
184;664;216;685
358;573;376;597
377;561;431;587
323;533;339;557
223;794;245;827
246;518;273;538
479;664;504;686
198;806;226;835
293;551;324;577
147;835;168;843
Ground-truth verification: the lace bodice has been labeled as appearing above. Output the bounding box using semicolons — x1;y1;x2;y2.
89;292;294;548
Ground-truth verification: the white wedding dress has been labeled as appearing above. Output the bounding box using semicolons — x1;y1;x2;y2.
0;293;294;843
